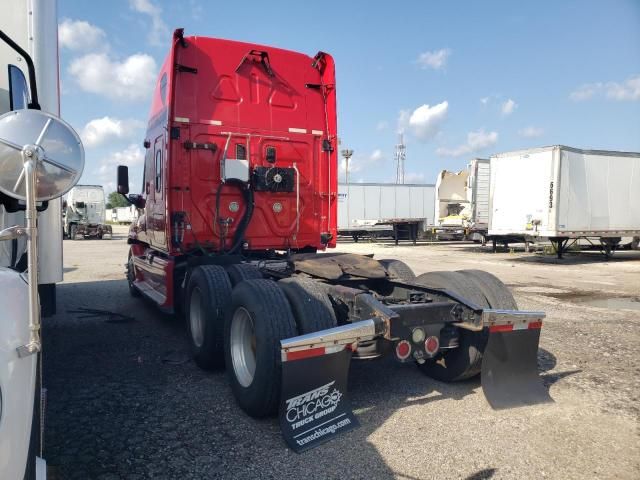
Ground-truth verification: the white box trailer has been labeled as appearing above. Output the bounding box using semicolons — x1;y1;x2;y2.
115;205;137;224
467;158;490;233
338;183;435;242
489;145;640;256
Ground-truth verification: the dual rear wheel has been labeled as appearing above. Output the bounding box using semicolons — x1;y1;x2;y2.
185;265;337;417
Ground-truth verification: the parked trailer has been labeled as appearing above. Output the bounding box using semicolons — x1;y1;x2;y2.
118;29;551;452
467;158;490;241
489;145;640;258
337;182;435;242
114;205;137;224
0;2;85;478
433;169;470;240
63;185;112;239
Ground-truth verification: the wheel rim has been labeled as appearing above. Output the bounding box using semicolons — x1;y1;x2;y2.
230;306;256;387
189;287;205;348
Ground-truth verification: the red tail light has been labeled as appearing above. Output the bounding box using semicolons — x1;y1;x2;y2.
424;336;440;356
395;340;411;360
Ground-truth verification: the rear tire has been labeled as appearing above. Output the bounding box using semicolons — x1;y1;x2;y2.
278;277;337;334
226;263;263;286
457;269;517;309
186;265;232;370
126;251;141;298
379;259;416;281
414;271;489;381
225;279;297;417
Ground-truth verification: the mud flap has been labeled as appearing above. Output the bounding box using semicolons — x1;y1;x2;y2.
481;326;553;409
279;349;359;453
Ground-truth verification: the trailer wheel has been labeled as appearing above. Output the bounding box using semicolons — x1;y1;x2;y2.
457;269;517;310
378;259;416;281
414;271;489;381
226;263;263;286
225;279;297;417
187;265;232;370
278;277;337;334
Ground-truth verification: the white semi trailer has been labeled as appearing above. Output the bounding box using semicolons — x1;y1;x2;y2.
0;1;84;479
0;0;63;316
489;145;640;257
337;182;435;243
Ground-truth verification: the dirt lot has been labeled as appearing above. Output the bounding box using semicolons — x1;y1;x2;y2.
44;227;640;479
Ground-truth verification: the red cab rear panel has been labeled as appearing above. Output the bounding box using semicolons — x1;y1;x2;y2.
140;31;338;255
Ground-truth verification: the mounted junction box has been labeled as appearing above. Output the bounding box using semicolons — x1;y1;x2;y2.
223;159;250;182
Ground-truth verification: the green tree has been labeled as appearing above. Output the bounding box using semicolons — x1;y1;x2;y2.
106;191;130;209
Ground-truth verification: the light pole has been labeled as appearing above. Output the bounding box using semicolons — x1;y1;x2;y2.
341;149;354;184
341;149;354;228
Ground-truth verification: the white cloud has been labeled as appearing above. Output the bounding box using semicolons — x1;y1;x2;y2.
518;126;544;138
437;129;498;157
604;75;640;101
340;149;385;179
400;101;448;141
376;121;389;131
570;75;640;102
501;98;517;115
58;19;107;51
416;49;451;70
129;0;170;46
96;144;145;192
81;117;145;148
69;53;157;101
480;97;490;105
569;83;600;101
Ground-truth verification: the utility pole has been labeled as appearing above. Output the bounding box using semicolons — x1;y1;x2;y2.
341;148;354;227
394;133;406;184
341;148;354;184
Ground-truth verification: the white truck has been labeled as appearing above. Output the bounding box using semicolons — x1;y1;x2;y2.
0;0;63;316
63;185;112;239
432;158;489;241
489;145;640;257
0;1;85;478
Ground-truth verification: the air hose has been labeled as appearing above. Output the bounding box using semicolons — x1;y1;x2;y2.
215;179;254;254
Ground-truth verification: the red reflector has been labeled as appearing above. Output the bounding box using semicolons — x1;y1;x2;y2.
424;336;439;355
286;347;326;362
395;340;411;360
528;321;543;330
489;324;514;333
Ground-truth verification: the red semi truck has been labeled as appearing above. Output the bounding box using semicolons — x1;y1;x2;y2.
117;29;551;451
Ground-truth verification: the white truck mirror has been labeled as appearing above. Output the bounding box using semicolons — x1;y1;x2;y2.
0;109;84;356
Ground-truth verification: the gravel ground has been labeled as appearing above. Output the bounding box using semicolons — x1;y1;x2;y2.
44;228;640;479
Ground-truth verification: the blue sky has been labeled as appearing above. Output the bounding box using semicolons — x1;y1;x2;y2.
58;0;640;191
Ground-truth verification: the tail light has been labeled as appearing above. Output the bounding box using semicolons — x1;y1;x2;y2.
395;340;411;360
424;336;440;356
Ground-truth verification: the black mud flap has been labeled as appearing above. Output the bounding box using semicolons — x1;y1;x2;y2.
280;349;359;453
481;327;553;409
